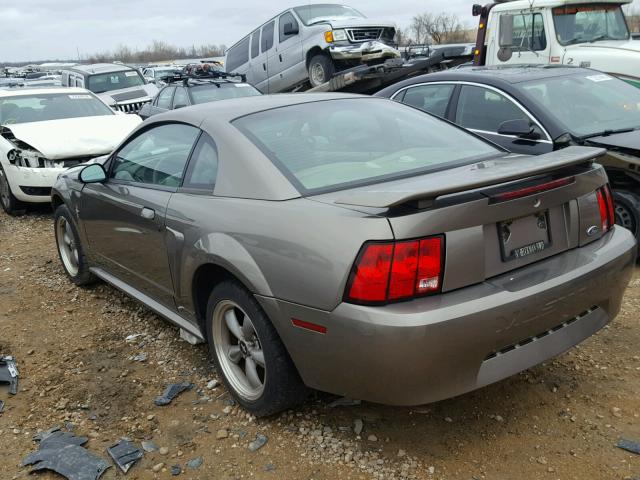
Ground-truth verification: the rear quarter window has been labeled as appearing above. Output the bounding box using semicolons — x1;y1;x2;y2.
227;37;251;71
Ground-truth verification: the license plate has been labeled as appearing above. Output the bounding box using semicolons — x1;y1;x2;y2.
498;211;550;262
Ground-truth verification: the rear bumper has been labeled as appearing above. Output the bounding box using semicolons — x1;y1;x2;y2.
258;226;636;405
329;41;400;62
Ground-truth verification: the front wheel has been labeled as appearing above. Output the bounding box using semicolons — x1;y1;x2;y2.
206;280;307;416
54;205;95;285
308;54;335;87
613;189;640;259
0;164;26;216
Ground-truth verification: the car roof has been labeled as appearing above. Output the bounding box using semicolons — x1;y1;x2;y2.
491;0;630;12
69;63;137;74
149;92;365;125
0;87;92;98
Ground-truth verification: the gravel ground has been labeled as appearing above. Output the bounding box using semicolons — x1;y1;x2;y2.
0;208;639;480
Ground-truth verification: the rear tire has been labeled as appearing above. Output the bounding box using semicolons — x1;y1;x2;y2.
54;204;96;285
308;54;335;87
206;280;308;416
0;164;26;216
613;189;640;259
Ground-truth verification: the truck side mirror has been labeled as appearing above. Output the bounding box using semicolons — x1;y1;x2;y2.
498;119;539;139
499;14;515;47
283;22;299;36
472;4;482;16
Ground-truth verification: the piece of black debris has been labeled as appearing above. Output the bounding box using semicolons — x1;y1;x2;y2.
248;433;268;452
33;426;62;442
264;463;276;472
107;439;143;473
327;396;362;408
186;456;203;469
0;355;19;394
617;438;640;455
22;433;110;480
171;464;182;476
154;382;193;406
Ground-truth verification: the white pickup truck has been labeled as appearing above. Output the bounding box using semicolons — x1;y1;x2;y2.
472;0;640;87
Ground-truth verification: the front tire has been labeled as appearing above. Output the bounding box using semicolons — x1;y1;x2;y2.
613;190;640;259
206;280;307;416
308;54;335;87
54;204;95;285
0;164;26;216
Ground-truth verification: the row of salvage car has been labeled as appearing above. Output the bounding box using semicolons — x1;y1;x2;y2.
0;56;638;416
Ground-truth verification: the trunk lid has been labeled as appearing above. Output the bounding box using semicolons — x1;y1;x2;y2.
312;147;609;292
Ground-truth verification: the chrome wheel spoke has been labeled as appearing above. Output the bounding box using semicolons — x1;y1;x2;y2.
251;349;265;367
241;316;256;340
228;345;242;363
224;309;244;341
244;357;262;389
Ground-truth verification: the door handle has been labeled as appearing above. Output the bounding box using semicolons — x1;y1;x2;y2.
141;207;155;220
279;54;283;62
263;63;267;71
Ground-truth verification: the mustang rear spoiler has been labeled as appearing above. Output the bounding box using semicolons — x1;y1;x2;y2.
333;146;605;208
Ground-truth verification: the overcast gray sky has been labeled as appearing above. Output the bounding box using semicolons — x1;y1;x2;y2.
1;0;473;62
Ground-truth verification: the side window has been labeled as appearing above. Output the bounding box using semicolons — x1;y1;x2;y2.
111;124;200;188
261;21;275;53
510;13;547;51
172;87;189;109
75;77;84;88
251;31;260;59
455;85;530;132
227;37;250;72
156;87;175;109
279;12;299;43
182;134;218;191
401;84;455;118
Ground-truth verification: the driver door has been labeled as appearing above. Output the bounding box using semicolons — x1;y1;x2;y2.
80;123;200;307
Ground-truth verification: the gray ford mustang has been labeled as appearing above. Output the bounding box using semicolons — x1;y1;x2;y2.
51;93;637;416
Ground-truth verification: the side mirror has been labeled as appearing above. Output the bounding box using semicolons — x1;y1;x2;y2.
174;104;187;110
472;4;482;16
499;14;515;47
79;163;107;183
283;22;299;36
498;119;539;139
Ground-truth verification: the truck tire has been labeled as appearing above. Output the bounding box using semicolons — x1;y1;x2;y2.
308;54;335;87
613;189;640;258
0;164;26;216
206;280;308;416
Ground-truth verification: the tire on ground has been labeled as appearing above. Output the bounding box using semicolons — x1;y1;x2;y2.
0;164;26;216
308;54;335;87
613;189;640;259
54;204;96;285
206;280;308;416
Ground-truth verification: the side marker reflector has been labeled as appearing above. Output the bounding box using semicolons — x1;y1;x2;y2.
292;318;327;334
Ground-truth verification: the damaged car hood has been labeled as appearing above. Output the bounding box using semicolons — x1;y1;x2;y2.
3;115;141;160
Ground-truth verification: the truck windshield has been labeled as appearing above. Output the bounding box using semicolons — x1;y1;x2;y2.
520;72;640;137
233;98;499;193
293;5;365;25
0;93;113;125
553;4;629;45
87;70;145;93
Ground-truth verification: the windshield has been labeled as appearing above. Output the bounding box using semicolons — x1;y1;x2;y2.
553;4;629;45
234;98;499;193
520;72;640;137
293;5;365;25
87;70;145;93
0;92;113;125
190;83;261;104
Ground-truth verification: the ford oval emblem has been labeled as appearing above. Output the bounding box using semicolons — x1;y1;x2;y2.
586;225;600;237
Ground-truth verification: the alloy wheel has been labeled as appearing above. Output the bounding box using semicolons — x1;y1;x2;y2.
56;216;80;276
213;300;266;401
0;169;10;210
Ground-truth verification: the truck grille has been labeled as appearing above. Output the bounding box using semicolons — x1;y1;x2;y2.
115;100;150;114
347;28;383;42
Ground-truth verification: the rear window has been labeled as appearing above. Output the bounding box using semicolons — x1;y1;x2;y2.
86;70;145;93
233;98;499;193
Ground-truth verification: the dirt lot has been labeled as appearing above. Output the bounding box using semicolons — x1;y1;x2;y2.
0;208;638;480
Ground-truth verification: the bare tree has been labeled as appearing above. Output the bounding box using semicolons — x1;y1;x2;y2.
395;27;413;47
409;12;472;45
85;40;227;64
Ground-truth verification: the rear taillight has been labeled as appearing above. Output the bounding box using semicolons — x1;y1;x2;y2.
345;236;444;305
596;184;615;233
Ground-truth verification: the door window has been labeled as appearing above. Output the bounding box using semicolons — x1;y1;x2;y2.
111;124;200;188
251;31;261;58
156;87;175;109
182;134;218;191
455;85;533;133
226;36;250;72
400;84;455;118
509;13;547;51
261;21;275;52
279;12;299;43
172;87;189;109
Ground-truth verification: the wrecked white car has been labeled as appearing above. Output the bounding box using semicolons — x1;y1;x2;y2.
0;88;141;215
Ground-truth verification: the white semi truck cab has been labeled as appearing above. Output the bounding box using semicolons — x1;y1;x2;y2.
472;0;640;87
